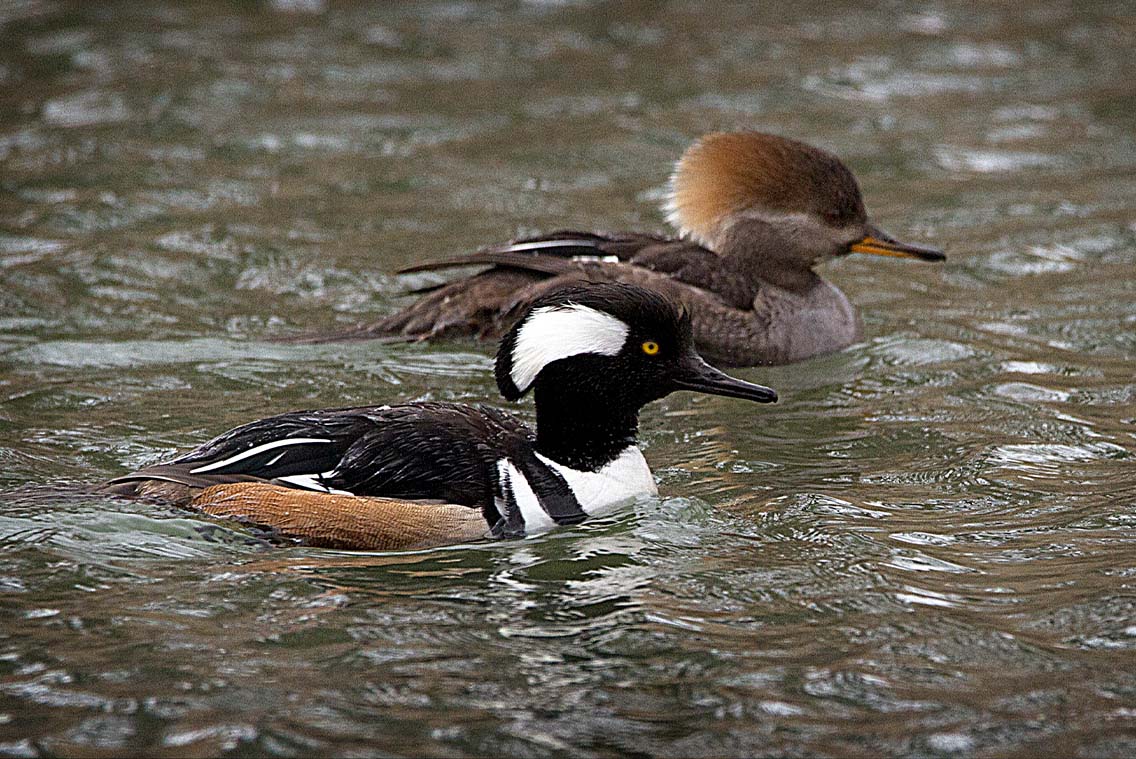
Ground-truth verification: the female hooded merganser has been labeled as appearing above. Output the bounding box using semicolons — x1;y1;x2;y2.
103;284;777;551
320;131;944;367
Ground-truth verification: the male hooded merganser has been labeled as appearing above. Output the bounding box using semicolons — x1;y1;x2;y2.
102;284;777;550
319;131;944;367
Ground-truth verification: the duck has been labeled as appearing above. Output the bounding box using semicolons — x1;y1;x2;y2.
101;284;778;551
311;131;944;368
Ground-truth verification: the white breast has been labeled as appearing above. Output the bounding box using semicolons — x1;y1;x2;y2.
538;446;657;516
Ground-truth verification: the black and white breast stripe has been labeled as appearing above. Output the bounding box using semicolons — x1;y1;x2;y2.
490;450;586;538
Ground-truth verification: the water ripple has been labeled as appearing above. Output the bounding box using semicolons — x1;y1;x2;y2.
2;0;1135;755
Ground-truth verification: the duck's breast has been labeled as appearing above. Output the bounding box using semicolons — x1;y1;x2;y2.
539;446;657;516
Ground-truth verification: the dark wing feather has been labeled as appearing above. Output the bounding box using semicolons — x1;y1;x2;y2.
315;230;749;343
107;403;532;511
106;410;370;490
400;248;587;277
169;411;369;472
286;228;761;346
401;244;756;312
325;404;532;507
397;230;668;274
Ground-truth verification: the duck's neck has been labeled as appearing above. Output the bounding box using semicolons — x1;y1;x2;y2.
716;218;825;294
532;388;640;472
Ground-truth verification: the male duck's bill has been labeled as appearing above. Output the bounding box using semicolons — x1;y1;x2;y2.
671;354;778;402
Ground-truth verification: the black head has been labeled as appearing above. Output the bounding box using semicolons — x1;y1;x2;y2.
495;283;778;409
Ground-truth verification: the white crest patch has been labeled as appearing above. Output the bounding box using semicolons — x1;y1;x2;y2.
509;304;629;393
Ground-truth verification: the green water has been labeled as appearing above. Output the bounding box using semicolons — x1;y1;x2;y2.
2;1;1135;756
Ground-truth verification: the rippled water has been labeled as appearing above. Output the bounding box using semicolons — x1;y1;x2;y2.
2;1;1135;756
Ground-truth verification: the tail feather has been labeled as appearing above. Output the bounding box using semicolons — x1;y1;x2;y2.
103;465;263;492
398;237;610;275
286;268;547;343
272;231;675;344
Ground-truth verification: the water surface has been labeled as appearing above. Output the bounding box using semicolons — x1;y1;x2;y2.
2;1;1135;756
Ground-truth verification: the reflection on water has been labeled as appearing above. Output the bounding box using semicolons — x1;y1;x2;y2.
2;0;1135;756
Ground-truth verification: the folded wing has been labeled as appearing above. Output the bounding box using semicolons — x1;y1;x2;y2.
105;403;530;510
296;230;750;343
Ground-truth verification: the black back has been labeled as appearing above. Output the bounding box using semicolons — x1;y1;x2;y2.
112;402;535;515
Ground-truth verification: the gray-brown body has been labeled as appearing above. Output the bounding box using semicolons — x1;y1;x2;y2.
301;132;941;367
348;231;861;367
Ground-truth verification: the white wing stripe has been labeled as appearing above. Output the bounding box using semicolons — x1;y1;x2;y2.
275;471;352;495
503;239;602;253
570;254;620;263
189;437;333;474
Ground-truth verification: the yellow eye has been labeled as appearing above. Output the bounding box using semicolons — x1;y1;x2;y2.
641;340;660;356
